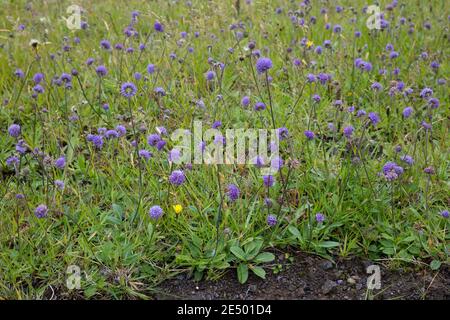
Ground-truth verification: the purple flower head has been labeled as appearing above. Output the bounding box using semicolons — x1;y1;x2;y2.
169;170;186;186
6;156;19;167
441;210;449;219
16;139;27;154
428;98;439;109
120;82;137;98
86;58;95;66
96;65;108;77
156;139;167;151
100;39;111;50
313;94;321;103
271;156;284;171
33;84;44;94
116;125;126;137
306;73;316;83
147;134;161;147
8;124;21;138
304;130;315;140
33;73;44;84
256;57;273;74
54;156;66;169
420;88;433;98
105;130;119;139
212;121;222;129
168;148;181;162
333;24;342;33
14;69;25;79
154;21;164;32
400;155;414;166
227;184;240;202
254;102;266;111
139;149;152;160
368;112;380;126
149;205;163;220
277;127;289;140
423;166;435;175
383;161;403;181
343;126;354;138
205;70;216;81
402;107;413;118
315;213;325;223
55;180;65;190
241;96;250;107
371;82;383;91
34;204;48;218
147;64;155;74
263;175;275;187
267;214;277;227
154;87;166;96
430;61;440;70
91;135;104;149
389;51;399;59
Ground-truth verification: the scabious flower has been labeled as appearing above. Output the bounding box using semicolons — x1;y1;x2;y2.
147;64;155;74
8;124;21;138
55;180;65;190
54;156;66;169
156;140;167;151
154;21;164;32
90;135;104;149
120;82;137;98
368;112;380;126
105;129;119;139
33;73;44;84
263;175;275;187
116;125;126;137
400;155;414;166
227;184;240;202
277;127;289;140
241;96;250;107
420;87;433;98
169;148;181;162
371;82;383;91
33;84;44;94
205;70;216;81
100;39;111;50
254;102;266;111
383;162;404;181
343;126;354;138
149;205;163;220
441;210;449;219
34;204;48;218
402;107;413;118
304;130;315;140
313;94;321;103
306;73;316;83
169;170;185;186
255;57;273;74
6;156;19;167
428;98;439;109
267;214;277;226
423;166;435;175
14;69;25;78
147;134;161;146
139;149;152;160
154;87;166;96
16;139;27;154
315;213;325;223
96;65;108;77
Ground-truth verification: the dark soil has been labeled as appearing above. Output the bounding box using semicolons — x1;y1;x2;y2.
156;250;450;300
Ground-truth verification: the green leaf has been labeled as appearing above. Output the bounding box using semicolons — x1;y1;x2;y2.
318;241;340;248
254;252;275;263
244;239;263;259
230;246;247;261
237;263;249;284
288;225;300;238
250;266;266;279
430;260;441;270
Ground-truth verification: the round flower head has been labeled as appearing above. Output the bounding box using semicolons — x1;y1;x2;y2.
420;88;433;98
154;21;164;32
263;175;275;187
6;156;19;167
205;70;216;81
400;155;414;166
139;149;152;160
100;39;111;50
149;205;163;220
116;125;126;137
267;214;277;226
304;130;315;140
54;156;66;169
241;96;250;107
441;210;449;219
423;166;435;175
147;133;161;146
169;170;186;186
277;127;289;140
34;204;48;218
227;184;240;202
256;57;273;74
8;124;21;138
96;65;108;77
147;64;155;74
368;112;380;126
105;130;119;139
343;126;354;138
120;82;137;98
254;102;266;111
14;69;25;79
55;180;65;190
402;107;413;118
33;73;44;84
315;213;325;223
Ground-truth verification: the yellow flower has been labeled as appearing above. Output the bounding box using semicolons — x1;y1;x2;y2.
306;40;314;48
173;204;183;214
